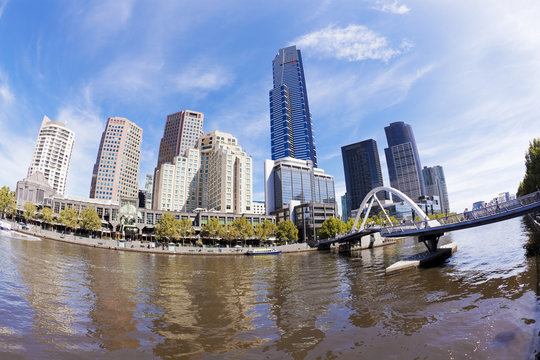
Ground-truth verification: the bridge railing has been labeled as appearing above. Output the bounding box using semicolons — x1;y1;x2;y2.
380;190;540;236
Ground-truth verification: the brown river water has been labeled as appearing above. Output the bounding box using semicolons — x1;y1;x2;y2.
0;216;538;359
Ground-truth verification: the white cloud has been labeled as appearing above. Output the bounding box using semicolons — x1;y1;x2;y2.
81;0;135;43
293;24;412;63
373;1;410;15
0;0;8;19
56;105;105;197
173;63;234;93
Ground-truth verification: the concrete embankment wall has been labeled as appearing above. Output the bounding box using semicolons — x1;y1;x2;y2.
7;221;316;256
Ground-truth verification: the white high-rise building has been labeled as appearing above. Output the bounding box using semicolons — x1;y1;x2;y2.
153;149;200;212
198;130;252;213
28;116;75;195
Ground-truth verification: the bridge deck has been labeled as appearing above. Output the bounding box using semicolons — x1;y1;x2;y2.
381;191;540;238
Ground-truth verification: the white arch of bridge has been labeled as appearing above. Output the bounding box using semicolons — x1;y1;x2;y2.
352;186;440;231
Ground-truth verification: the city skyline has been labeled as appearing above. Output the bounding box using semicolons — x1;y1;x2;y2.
1;1;539;213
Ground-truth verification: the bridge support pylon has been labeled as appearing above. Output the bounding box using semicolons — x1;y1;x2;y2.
418;233;443;253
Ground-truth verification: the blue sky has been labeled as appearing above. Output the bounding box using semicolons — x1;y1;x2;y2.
0;0;539;213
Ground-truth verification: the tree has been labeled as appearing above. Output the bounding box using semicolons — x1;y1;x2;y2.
254;220;277;243
154;212;180;243
275;220;298;244
0;186;15;219
178;218;194;245
517;138;540;196
231;217;254;245
319;217;347;239
220;225;239;244
40;207;55;229
79;206;102;234
59;207;80;233
23;201;37;224
201;217;222;245
345;217;355;232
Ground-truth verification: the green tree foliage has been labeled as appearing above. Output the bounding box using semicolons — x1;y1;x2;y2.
40;207;55;228
201;217;222;243
220;225;239;243
345;217;355;232
275;220;298;243
319;217;347;239
517;138;540;196
79;206;102;232
231;217;254;244
154;212;179;243
23;201;37;223
59;207;79;232
0;186;15;219
178;218;194;245
254;220;277;243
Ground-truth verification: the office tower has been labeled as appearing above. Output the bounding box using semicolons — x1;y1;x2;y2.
264;157;335;214
198;130;253;213
28;116;75;195
269;45;317;166
153;149;200;212
423;165;450;213
89;117;143;201
144;174;153;209
384;122;425;201
153;110;203;209
341;139;384;219
156;110;204;168
341;194;348;222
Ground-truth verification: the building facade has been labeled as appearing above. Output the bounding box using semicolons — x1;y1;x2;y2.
422;165;450;214
144;174;153;209
15;172;56;209
341;139;385;219
156;110;204;168
28;116;75;195
153;149;200;212
89;117;143;202
269;45;317;166
264;157;336;221
251;200;266;215
384;122;425;201
198;130;253;214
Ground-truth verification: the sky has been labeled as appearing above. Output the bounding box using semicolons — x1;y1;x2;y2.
0;0;539;213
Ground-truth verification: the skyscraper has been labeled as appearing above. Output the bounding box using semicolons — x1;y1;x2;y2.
28;116;75;195
341;139;384;219
198;130;253;213
156;110;204;168
423;165;450;213
153;110;204;209
269;45;317;166
89;117;143;201
384;121;425;201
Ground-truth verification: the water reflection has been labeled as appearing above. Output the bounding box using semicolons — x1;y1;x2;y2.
0;216;537;359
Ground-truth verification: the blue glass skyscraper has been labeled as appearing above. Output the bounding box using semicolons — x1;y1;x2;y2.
384;121;426;201
269;45;317;167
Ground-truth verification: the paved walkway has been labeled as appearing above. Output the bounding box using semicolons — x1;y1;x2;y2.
5;220;315;256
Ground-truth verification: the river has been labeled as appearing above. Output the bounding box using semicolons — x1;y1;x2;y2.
0;216;537;359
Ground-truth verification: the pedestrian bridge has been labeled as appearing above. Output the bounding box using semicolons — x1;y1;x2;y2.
320;187;540;252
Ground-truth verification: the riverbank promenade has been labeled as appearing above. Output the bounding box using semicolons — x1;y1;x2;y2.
4;220;315;256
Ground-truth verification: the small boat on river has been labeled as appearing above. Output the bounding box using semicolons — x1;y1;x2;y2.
0;221;12;231
246;248;282;255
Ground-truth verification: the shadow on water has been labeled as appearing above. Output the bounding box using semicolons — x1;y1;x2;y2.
522;213;540;358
